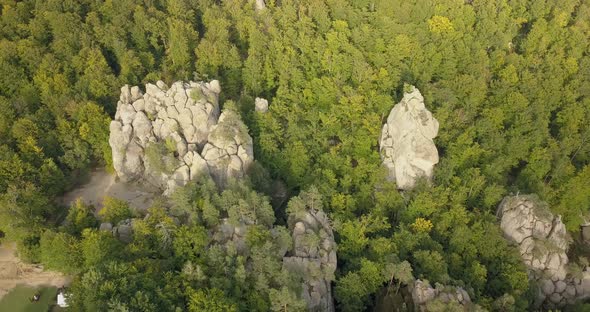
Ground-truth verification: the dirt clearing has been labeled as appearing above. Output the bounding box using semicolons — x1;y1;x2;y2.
60;169;158;212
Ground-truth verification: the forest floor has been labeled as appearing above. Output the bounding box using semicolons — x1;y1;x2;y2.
60;169;157;213
0;242;70;301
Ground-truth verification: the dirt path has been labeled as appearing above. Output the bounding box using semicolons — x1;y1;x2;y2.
60;169;157;212
0;243;70;300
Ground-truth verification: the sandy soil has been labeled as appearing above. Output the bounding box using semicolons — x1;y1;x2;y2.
60;169;157;212
0;243;71;300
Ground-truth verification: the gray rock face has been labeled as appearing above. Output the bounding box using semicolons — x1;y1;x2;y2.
112;219;134;243
283;209;337;312
109;80;254;195
498;195;590;307
201;110;254;188
411;280;473;311
379;86;439;190
212;218;251;255
255;97;268;113
498;195;569;280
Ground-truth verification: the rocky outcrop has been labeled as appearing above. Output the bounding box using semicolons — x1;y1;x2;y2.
109;80;253;195
411;280;474;311
255;0;266;11
211;218;251;255
112;219;134;243
283;209;337;312
379;86;439;190
497;195;590;307
99;222;113;232
201;110;254;188
255;97;268;113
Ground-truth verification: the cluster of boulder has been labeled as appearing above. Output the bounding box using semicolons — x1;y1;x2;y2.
109;80;253;195
497;195;590;307
411;280;476;311
99;219;135;243
283;209;337;312
379;86;439;190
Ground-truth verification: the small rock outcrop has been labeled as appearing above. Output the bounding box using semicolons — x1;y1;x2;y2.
255;97;268;113
411;280;475;311
109;80;253;195
112;219;134;243
255;0;266;11
497;195;590;307
99;222;113;232
379;86;439;190
283;209;337;312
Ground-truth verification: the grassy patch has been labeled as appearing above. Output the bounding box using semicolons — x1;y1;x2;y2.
0;285;60;312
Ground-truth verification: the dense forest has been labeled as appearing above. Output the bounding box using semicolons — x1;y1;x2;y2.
0;0;589;311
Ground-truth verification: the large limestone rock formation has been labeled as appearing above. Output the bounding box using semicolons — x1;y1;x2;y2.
411;280;476;311
109;80;253;195
379;86;439;190
498;195;590;307
283;208;337;312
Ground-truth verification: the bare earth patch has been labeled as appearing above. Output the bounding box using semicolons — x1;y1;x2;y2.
60;169;158;212
0;243;70;301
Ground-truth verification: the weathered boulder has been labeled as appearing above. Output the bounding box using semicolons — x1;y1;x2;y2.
112;219;134;243
497;194;590;307
412;280;437;306
283;208;337;312
255;97;268;113
255;0;266;11
99;222;113;232
212;218;251;255
411;280;476;311
379;86;439;190
498;195;569;280
109;80;254;195
202;109;254;187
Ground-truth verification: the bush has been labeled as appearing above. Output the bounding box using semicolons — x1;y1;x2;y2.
145;141;178;174
99;196;132;224
40;230;82;273
65;198;98;235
